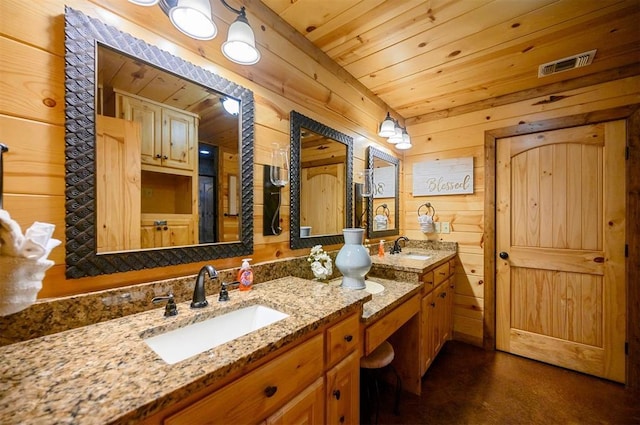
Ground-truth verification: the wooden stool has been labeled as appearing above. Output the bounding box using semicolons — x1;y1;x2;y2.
360;340;402;424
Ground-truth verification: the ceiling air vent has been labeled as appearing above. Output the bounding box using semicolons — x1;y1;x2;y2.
538;49;596;77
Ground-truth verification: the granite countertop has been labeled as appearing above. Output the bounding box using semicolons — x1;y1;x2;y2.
0;248;456;425
370;248;456;274
0;277;370;425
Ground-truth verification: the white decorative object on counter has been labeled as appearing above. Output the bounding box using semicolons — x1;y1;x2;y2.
307;244;332;281
335;228;371;290
0;209;60;316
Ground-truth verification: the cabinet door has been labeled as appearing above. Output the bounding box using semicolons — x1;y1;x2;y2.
266;377;325;425
167;217;195;246
161;108;196;171
140;216;194;248
326;350;359;425
140;219;169;248
432;284;445;356
119;94;162;167
445;277;455;342
420;291;435;376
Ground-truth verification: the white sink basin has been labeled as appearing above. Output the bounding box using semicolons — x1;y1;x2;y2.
364;280;385;294
144;305;289;364
402;252;431;261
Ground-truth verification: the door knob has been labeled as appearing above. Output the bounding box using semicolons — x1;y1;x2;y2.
499;251;509;259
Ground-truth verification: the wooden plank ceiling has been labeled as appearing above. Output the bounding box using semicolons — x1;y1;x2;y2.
259;0;640;124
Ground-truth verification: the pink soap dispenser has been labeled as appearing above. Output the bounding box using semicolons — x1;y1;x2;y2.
238;258;254;291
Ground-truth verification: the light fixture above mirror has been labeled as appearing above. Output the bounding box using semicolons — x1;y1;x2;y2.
378;112;412;149
129;0;260;65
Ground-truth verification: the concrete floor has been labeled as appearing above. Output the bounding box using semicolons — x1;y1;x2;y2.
373;341;640;425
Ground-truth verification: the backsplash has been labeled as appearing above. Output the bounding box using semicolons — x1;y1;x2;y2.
0;239;456;346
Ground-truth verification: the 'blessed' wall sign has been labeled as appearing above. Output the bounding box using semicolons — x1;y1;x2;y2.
413;157;474;196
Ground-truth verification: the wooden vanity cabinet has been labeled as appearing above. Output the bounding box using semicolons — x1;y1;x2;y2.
419;260;455;377
155;312;361;425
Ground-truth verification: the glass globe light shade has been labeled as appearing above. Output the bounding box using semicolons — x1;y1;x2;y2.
378;113;396;138
222;14;261;65
169;0;217;40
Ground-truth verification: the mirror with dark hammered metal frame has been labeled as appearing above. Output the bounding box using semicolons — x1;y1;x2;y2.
366;146;400;239
64;7;254;278
290;111;353;250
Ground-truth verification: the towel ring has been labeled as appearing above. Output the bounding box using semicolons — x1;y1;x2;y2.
375;203;390;218
417;202;435;218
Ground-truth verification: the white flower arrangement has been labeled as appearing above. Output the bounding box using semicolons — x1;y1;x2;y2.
307;244;333;281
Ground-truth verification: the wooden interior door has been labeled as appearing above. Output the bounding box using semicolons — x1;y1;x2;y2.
95;115;141;252
300;163;345;235
496;122;626;382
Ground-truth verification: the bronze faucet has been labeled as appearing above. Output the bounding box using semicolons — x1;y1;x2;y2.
191;265;218;308
391;236;409;254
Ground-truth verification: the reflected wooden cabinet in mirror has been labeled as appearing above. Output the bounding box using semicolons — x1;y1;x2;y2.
366;147;400;239
290;111;353;250
64;7;254;278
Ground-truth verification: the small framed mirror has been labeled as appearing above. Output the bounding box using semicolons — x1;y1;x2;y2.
290;111;353;249
366;146;400;239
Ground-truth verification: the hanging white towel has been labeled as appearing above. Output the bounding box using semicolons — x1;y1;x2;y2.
0;209;60;316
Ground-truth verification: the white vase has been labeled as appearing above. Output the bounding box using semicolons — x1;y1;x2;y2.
335;228;371;290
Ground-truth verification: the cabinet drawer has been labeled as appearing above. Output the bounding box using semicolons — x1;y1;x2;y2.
433;262;450;286
165;334;324;425
364;294;420;356
421;271;435;294
326;313;360;368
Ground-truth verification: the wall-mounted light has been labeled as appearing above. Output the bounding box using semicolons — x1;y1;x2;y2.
221;97;239;115
169;0;217;40
378;112;412;149
396;128;412;150
378;112;396;138
269;143;289;188
263;143;289;236
129;0;260;65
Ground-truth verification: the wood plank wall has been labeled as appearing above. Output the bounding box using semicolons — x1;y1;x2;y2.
0;0;396;298
404;76;640;347
1;1;638;377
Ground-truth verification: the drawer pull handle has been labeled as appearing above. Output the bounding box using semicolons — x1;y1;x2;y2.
264;385;278;398
430;302;436;308
333;389;341;400
440;292;447;298
344;335;353;342
340;415;345;423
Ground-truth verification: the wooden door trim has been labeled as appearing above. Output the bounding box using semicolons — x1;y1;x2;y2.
483;103;640;389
